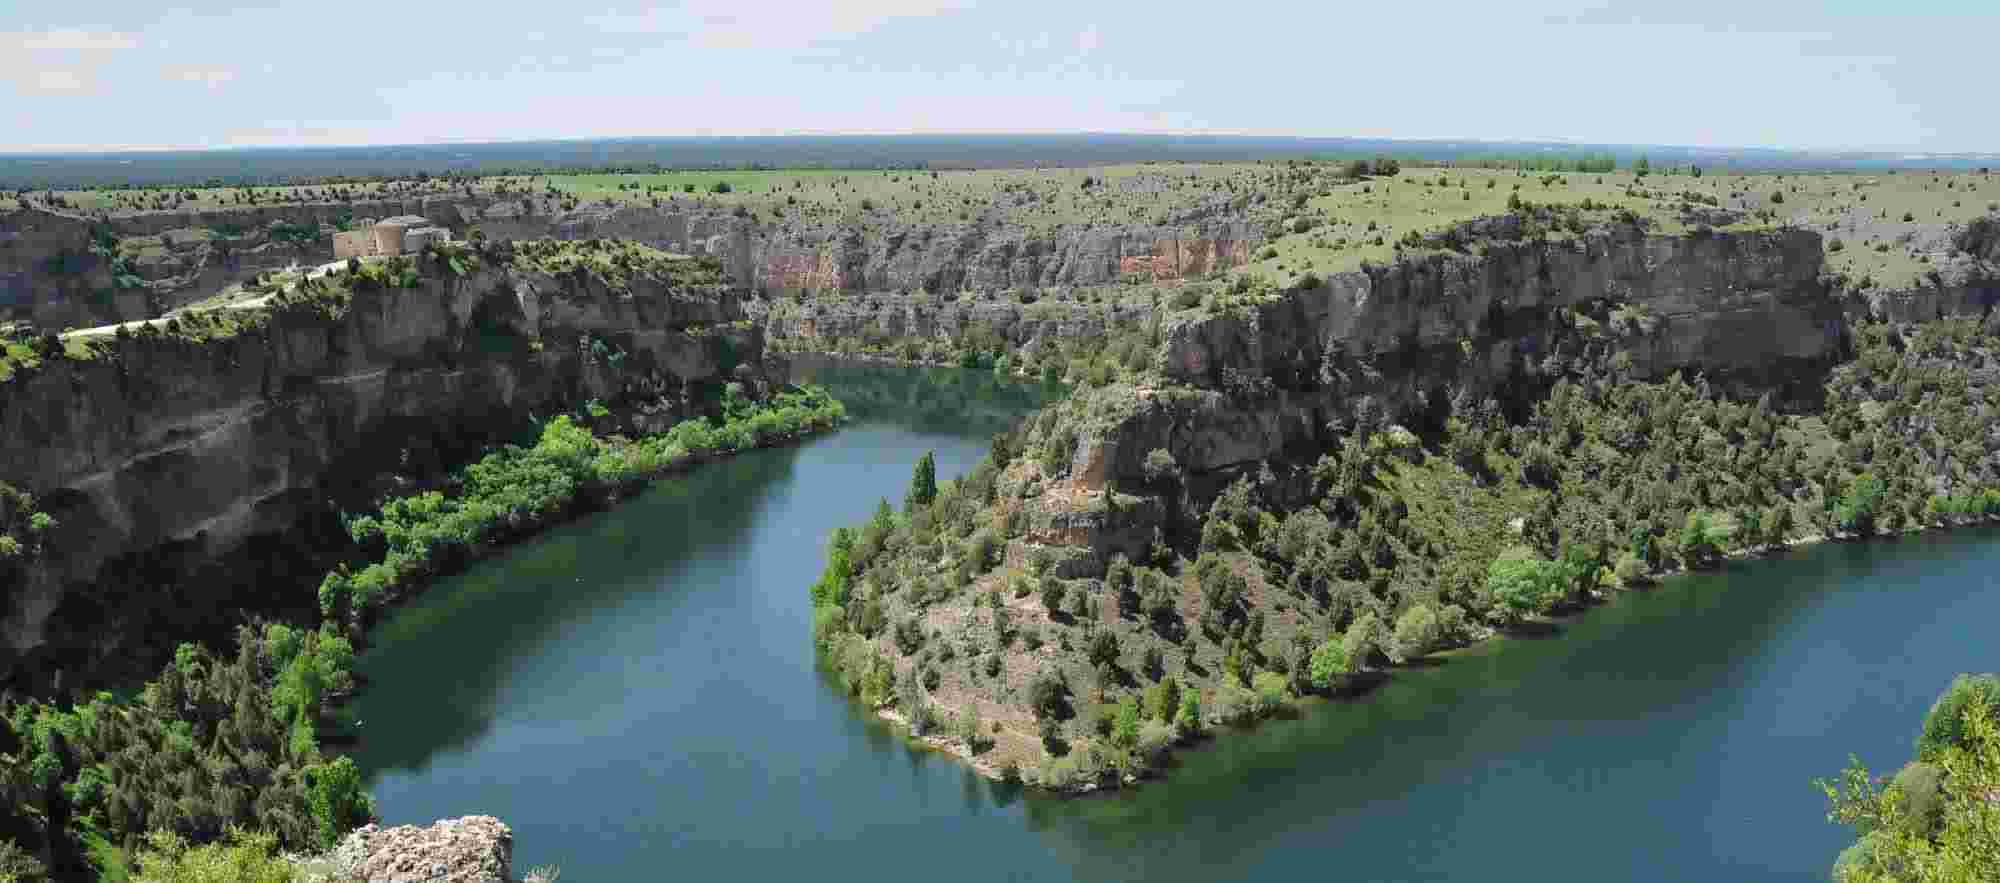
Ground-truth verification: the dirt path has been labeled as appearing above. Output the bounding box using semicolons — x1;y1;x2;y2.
62;257;354;339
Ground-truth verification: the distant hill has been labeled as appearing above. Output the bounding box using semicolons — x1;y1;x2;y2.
2;133;1995;189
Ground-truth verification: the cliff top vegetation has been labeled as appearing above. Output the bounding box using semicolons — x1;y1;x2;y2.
10;163;1994;299
0;239;730;384
808;295;2000;789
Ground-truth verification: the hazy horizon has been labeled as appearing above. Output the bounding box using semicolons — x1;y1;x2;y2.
6;0;1996;154
6;131;2000;160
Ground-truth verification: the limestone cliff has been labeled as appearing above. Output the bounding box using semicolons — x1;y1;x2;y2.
1164;223;1840;409
3;195;1264;329
0;242;759;690
1015;222;1887;575
751;288;1158;360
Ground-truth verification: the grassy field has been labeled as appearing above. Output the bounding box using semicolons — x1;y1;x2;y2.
8;163;1994;292
1245;167;1999;289
536;163;1278;234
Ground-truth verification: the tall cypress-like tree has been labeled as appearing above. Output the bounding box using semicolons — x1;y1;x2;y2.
908;451;937;510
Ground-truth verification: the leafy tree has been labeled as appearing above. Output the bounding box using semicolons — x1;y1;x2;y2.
132;828;295;883
307;756;375;850
1147;677;1182;724
1838;473;1887;535
1485;546;1566;621
1087;630;1121;670
0;839;44;883
1343;611;1384;669
1918;674;2000;760
1389;603;1441;663
1308;636;1352;690
1174;689;1203;733
1820;690;2000;882
804;527;852;611
1027;670;1067;721
1679;510;1720;568
1041;575;1068;616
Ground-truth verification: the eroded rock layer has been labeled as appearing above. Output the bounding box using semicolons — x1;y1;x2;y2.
0;246;759;689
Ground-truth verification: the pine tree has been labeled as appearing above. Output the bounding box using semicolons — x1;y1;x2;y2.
907;451;937;510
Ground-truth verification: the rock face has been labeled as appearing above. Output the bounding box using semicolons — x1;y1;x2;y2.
3;196;1265;328
1161;224;1840;407
1020;222;1991;573
1106;225;1845;475
751;289;1157;357
0;250;759;688
312;816;514;883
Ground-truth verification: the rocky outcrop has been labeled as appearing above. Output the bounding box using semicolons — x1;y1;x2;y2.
1844;215;2000;324
306;816;515;883
3;196;1266;328
751;289;1156;357
0;246;758;689
1024;222;1914;573
1161;224;1841;405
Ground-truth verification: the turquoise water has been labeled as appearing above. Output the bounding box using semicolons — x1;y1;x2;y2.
346;361;1999;881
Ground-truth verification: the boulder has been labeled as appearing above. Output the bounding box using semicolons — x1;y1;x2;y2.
309;816;514;883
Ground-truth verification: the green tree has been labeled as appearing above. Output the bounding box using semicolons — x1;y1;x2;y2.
907;451;938;510
1485;546;1566;621
1087;630;1120;670
1147;677;1182;724
1819;691;2000;882
1918;674;2000;760
1174;689;1203;733
1679;510;1720;569
1028;670;1067;720
1309;636;1352;690
1343;611;1383;669
306;756;374;849
1112;696;1142;751
0;838;44;883
810;528;853;608
1041;576;1068;616
1389;603;1441;663
132;829;295;883
1837;473;1887;535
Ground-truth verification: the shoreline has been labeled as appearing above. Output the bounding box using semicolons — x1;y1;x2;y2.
860;512;2000;793
317;393;848;741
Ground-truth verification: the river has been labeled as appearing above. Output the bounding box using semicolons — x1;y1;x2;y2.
344;360;2000;882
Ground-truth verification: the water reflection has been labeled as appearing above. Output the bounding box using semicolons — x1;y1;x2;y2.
348;446;802;777
785;354;1059;436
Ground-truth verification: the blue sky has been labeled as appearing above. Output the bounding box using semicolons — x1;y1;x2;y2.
3;0;1994;153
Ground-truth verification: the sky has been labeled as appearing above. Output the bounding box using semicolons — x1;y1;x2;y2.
2;0;1995;154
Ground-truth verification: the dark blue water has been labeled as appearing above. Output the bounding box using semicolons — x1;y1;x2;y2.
346;362;1999;882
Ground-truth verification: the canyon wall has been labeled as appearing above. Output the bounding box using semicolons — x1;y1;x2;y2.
2;197;1263;328
0;249;759;689
998;221;2000;576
